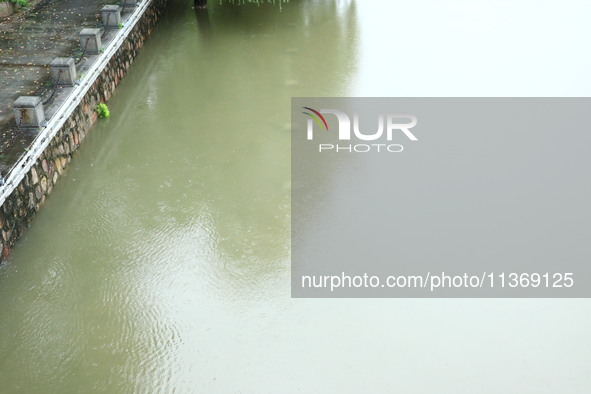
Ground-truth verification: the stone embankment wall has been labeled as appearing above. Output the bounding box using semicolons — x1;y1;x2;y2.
0;0;168;259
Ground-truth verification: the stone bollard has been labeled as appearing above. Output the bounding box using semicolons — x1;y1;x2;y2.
79;28;101;55
50;58;77;87
0;2;14;18
120;0;136;8
101;5;122;29
13;97;45;130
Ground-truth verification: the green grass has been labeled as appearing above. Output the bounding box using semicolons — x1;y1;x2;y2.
96;103;110;118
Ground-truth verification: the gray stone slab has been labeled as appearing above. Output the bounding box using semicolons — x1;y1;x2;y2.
0;0;121;168
49;57;74;68
13;96;41;108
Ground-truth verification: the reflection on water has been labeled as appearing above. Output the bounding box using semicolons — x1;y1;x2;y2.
193;7;212;37
0;0;590;392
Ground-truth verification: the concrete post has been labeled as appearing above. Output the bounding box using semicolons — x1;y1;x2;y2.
79;28;101;55
120;0;136;8
49;58;77;87
13;97;45;129
0;2;14;18
101;5;122;29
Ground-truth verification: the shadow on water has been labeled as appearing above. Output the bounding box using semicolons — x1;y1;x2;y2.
193;0;212;37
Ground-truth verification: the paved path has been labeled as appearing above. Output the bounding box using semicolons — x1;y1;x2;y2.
0;0;111;162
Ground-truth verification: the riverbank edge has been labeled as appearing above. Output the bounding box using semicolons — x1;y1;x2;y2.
0;0;169;260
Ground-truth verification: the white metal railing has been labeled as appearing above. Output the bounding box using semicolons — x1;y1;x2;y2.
0;0;153;207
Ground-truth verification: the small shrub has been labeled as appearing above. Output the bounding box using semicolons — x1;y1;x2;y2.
96;103;110;118
118;22;123;29
5;0;29;7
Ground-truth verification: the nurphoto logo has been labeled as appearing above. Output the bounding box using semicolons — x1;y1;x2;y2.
302;106;418;153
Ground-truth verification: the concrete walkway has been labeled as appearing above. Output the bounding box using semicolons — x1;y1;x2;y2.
0;0;111;169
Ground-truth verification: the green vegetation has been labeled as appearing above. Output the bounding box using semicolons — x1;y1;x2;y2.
96;103;110;119
118;22;123;29
220;0;288;4
1;0;29;7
